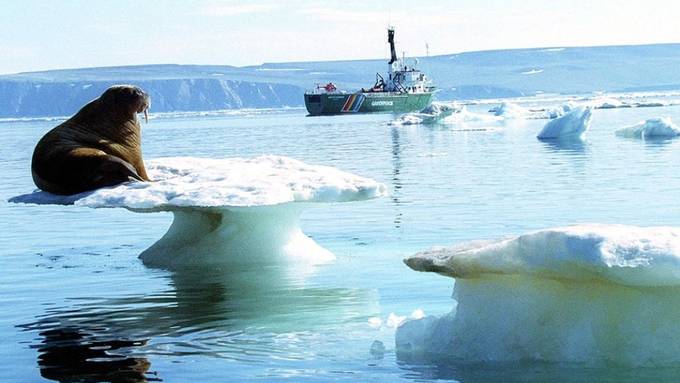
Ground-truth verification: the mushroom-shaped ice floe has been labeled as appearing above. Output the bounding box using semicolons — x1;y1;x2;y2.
10;156;387;270
537;105;592;140
397;224;680;366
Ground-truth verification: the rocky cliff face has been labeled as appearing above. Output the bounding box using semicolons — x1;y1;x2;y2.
0;78;304;117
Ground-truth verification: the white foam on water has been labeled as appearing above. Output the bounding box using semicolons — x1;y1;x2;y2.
615;117;680;139
10;156;387;270
397;224;680;365
537;105;592;140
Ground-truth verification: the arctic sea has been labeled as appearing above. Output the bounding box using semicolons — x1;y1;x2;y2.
2;98;680;382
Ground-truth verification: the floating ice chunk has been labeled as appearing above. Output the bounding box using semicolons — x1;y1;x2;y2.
635;100;668;108
536;106;592;140
390;102;459;125
396;311;455;357
10;156;386;269
615;117;680;139
448;106;502;123
398;224;680;365
489;102;528;118
406;224;680;286
420;102;458;116
545;101;574;119
590;97;631;109
386;313;407;328
80;156;385;209
410;308;425;320
367;317;383;329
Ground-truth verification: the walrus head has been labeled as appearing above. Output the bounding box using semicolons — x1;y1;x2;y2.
99;85;150;123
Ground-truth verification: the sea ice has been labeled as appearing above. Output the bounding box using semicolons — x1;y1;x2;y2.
397;224;680;365
536;105;592;140
10;156;386;269
390;102;459;125
615;117;680;139
590;97;631;109
489;102;528;118
545;101;574;119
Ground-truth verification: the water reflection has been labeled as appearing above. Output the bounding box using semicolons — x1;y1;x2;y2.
164;265;379;332
538;138;588;154
639;137;679;149
397;359;680;383
35;326;158;382
21;262;379;378
391;127;404;229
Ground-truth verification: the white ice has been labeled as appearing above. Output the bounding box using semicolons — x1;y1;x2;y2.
10;156;387;270
545;101;574;119
397;224;680;365
389;102;460;126
615;117;680;139
489;102;528;118
537;105;592;140
589;97;631;109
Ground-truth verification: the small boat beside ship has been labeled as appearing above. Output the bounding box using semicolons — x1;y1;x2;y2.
304;27;435;116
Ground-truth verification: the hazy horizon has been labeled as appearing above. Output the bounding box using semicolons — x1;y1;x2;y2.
2;0;680;75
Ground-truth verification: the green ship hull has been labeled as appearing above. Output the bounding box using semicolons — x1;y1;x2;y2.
304;91;433;116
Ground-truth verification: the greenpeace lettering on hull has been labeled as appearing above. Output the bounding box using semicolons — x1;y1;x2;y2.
371;101;394;106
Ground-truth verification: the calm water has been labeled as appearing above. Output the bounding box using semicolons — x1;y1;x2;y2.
2;102;680;382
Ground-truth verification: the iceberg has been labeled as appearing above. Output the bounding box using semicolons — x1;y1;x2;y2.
615;117;680;139
398;224;680;365
537;105;592;140
10;156;386;270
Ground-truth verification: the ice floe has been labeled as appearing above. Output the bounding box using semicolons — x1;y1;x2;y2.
10;156;386;269
397;224;680;365
537;105;592;140
545;101;575;119
615;117;680;139
389;102;460;125
589;97;631;109
489;102;528;118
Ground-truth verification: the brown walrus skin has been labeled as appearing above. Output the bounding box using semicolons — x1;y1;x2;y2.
31;85;151;195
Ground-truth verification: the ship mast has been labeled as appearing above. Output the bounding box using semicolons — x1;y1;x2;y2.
386;27;399;91
388;27;397;65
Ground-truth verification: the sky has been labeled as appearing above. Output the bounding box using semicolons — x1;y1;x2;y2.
2;0;680;75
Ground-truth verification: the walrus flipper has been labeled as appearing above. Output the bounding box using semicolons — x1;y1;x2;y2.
91;155;145;189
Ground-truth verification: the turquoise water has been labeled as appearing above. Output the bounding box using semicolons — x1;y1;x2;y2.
2;103;680;382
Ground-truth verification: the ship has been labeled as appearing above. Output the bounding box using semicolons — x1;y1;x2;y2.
304;27;435;116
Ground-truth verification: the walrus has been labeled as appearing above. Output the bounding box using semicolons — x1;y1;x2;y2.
31;85;151;195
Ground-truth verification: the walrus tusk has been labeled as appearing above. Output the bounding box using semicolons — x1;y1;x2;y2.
144;108;148;123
